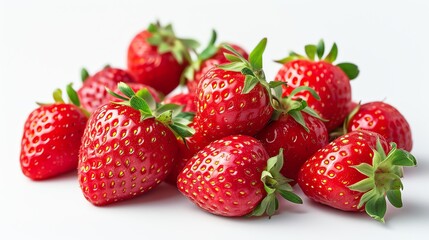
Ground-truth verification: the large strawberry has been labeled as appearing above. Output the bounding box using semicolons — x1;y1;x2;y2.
194;38;275;141
20;85;88;180
345;101;412;151
127;22;199;95
78;83;194;206
177;135;302;217
183;30;248;94
256;87;329;184
77;67;135;112
275;40;359;131
298;130;416;222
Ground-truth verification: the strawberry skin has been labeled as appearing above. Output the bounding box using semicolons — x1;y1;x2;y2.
177;135;269;217
187;44;248;94
256;113;328;183
276;59;351;131
195;68;272;141
163;92;197;112
347;101;412;151
78;103;179;205
78;67;135;112
298;131;389;211
20;103;87;180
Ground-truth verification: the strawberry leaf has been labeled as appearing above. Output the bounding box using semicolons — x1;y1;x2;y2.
305;44;317;60
66;83;81;107
242;76;259;94
217;62;246;72
387;189;403;208
53;89;65;103
249;38;267;70
81;68;90;82
337;62;359;80
365;196;387;223
324;43;338;63
224;53;242;62
316;39;325;59
130;95;152;115
278;189;303;204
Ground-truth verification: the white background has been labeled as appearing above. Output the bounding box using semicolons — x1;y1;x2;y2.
1;0;428;239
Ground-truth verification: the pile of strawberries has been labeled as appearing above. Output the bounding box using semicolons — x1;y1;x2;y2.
20;22;417;223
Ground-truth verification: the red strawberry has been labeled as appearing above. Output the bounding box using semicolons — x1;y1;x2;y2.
78;83;194;205
298;130;416;222
256;113;328;184
164;127;210;185
177;135;302;217
107;82;162;103
195;38;274;141
275;40;359;131
163;92;197;113
20;85;88;180
127;22;199;95
77;67;135;112
346;101;412;151
183;30;248;94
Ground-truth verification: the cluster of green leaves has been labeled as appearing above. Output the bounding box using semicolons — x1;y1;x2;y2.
108;82;195;140
348;138;417;222
276;39;359;80
250;149;303;217
147;22;200;64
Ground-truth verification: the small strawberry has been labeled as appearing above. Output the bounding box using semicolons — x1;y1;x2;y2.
77;67;135;112
127;22;199;95
163;92;197;113
183;30;248;94
78;83;194;206
275;40;359;131
298;130;416;222
195;38;275;141
107;82;162;103
177;135;302;217
256;87;329;184
20;84;89;180
345;101;413;151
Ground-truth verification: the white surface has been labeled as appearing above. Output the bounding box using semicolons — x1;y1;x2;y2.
1;0;428;239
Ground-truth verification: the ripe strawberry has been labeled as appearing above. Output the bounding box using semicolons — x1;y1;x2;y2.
298;130;416;222
107;82;162;103
275;40;359;131
77;67;135;112
78;83;194;206
177;135;302;217
256;92;328;183
183;30;248;94
163;92;197;113
345;101;412;151
20;85;88;180
195;38;274;141
127;22;199;95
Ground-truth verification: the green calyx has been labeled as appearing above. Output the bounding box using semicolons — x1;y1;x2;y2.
108;82;195;140
272;86;326;132
348;138;417;223
181;30;219;84
81;68;90;82
146;21;199;65
38;83;90;117
275;39;359;80
250;149;303;218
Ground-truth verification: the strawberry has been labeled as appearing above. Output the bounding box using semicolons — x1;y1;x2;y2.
256;88;329;184
77;67;135;112
177;135;302;217
127;22;199;95
107;82;162;103
183;30;248;94
78;83;194;206
345;101;413;151
274;40;359;131
20;85;88;180
194;38;275;141
298;130;416;222
163;92;197;113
